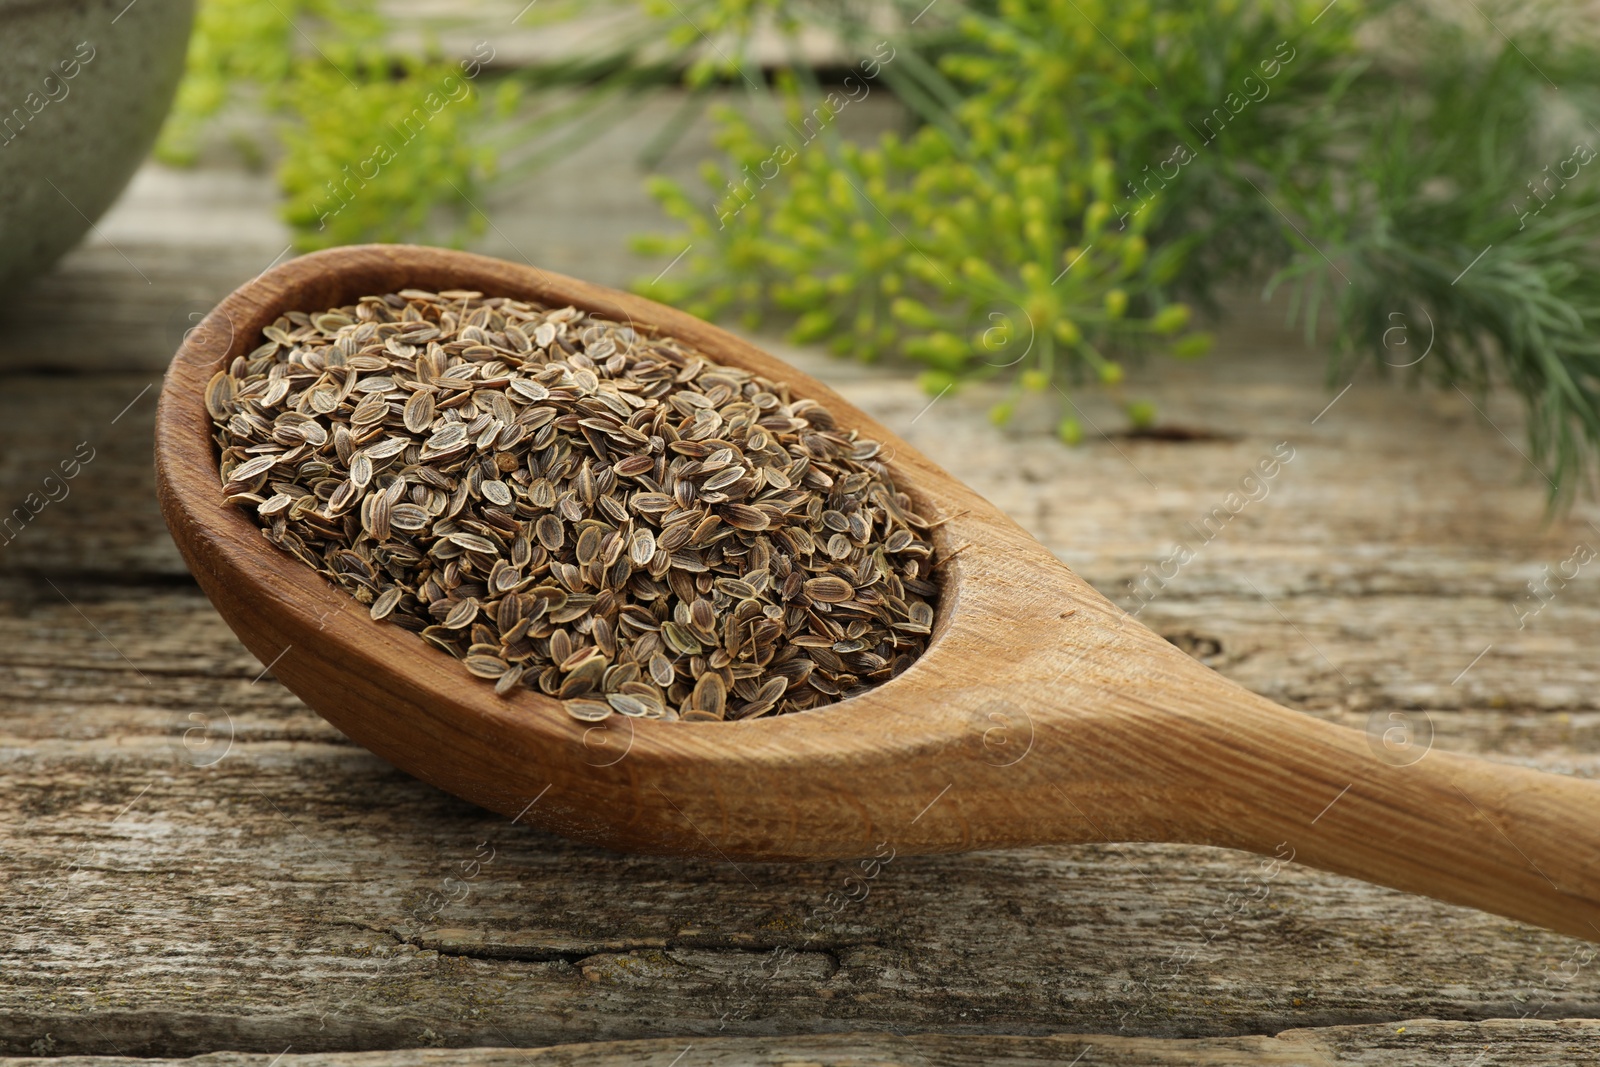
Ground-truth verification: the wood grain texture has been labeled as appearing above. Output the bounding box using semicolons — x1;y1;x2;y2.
7;1020;1600;1065
7;693;1600;1055
153;244;1600;946
5;363;1600;722
7;139;1600;1060
4;434;1598;1057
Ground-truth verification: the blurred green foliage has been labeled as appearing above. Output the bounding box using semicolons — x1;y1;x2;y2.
156;0;513;250
637;0;1365;439
1277;33;1600;508
639;1;1600;502
160;0;1600;502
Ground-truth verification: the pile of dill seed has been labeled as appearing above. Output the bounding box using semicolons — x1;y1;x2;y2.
208;289;938;722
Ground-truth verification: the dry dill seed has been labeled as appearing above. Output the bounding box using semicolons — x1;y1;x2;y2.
208;288;939;723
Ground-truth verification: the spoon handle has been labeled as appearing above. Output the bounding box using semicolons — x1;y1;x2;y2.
1190;696;1600;942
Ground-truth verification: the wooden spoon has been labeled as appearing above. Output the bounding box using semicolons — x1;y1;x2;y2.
156;244;1600;944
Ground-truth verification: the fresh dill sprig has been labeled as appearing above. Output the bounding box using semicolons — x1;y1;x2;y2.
162;0;1600;505
1272;29;1600;504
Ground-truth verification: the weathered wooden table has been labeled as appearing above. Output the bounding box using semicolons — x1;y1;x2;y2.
3;96;1599;1065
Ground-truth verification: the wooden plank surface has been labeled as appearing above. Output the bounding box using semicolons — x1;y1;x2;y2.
378;0;869;71
8;1020;1600;1065
3;97;1600;1061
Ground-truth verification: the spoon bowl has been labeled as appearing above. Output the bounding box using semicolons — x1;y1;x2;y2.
156;245;1600;943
